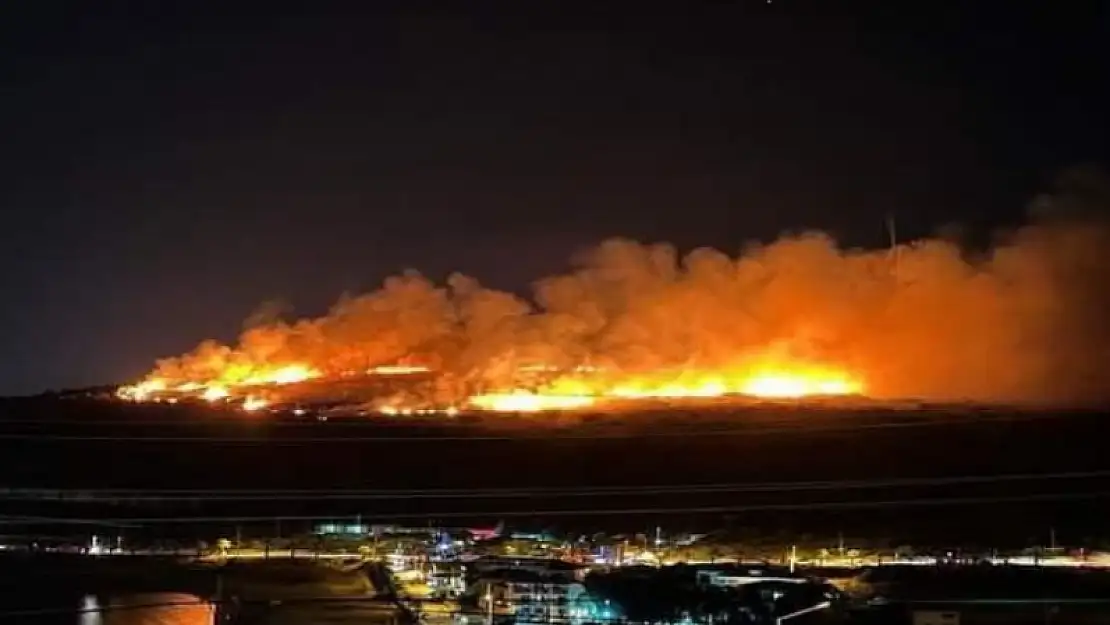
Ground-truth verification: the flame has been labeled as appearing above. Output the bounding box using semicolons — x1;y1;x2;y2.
117;379;166;401
740;372;861;398
113;216;1110;412
118;360;863;414
462;364;863;412
202;385;229;402
242;364;320;386
468;391;597;412
368;365;431;375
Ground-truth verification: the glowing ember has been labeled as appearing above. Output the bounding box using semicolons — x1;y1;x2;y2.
116;379;166;401
117;361;864;414
202;386;229;402
740;372;862;398
458;362;866;411
368;365;431;375
242;364;319;386
468;391;596;412
610;380;729;399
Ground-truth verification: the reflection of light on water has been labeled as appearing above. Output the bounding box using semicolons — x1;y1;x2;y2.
78;593;213;625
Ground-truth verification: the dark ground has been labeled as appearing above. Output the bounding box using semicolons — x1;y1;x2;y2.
1;396;1108;545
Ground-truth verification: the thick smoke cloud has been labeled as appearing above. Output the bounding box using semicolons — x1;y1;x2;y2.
148;205;1110;406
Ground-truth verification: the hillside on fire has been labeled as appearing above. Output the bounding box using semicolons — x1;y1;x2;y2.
110;200;1110;417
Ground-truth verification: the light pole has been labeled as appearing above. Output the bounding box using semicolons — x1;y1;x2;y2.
485;583;494;625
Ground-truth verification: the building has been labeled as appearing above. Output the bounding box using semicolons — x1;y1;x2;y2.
469;556;587;581
428;562;467;598
466;569;598;624
696;565;809;589
314;522;369;536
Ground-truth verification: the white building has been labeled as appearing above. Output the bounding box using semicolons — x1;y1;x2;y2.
696;567;808;588
469;570;593;623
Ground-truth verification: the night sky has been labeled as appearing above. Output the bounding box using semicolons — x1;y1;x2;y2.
1;2;1107;395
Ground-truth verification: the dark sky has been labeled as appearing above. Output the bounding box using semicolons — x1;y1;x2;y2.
1;1;1107;394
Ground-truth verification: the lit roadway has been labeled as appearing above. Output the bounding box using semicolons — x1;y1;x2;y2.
37;547;1110;569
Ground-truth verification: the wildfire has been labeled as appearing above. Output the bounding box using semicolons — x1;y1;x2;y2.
117;359;864;414
741;373;861;398
116;379;166;401
241;396;269;412
466;366;863;412
113;236;916;415
367;365;431;375
468;391;597;412
242;364;319;386
202;385;230;402
117;362;326;409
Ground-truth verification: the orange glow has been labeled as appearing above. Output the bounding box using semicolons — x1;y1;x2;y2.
116;379;166;401
460;363;864;412
202;385;229;402
468;390;596;412
740;372;861;398
114;219;1110;411
118;360;864;413
368;365;431;375
242;364;320;386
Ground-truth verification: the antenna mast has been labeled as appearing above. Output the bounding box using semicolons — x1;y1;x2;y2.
887;213;899;279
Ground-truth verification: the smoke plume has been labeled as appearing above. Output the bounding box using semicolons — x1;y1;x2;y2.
146;208;1110;406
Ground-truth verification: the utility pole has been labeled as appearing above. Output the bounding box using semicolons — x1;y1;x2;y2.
485;582;494;625
214;572;225;623
887;213;899;280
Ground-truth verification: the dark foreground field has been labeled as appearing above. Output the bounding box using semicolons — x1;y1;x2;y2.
2;396;1108;542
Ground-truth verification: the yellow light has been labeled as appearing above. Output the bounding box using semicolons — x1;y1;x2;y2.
243;364;319;386
202;386;229;402
468;391;595;412
740;373;862;398
116;379;167;402
367;365;431;375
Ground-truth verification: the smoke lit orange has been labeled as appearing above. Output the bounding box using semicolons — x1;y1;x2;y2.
115;215;1110;412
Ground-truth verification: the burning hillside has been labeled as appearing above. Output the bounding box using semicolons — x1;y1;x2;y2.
118;213;1110;414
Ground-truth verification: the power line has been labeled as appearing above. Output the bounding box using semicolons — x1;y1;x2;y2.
4;470;1109;501
0;413;1061;443
3;490;1108;525
0;514;139;527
